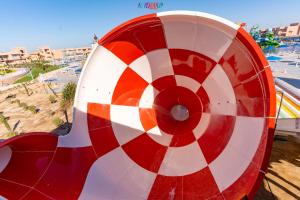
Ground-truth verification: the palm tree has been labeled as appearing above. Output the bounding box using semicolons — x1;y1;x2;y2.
250;25;279;54
249;25;260;41
60;82;77;131
0;113;12;133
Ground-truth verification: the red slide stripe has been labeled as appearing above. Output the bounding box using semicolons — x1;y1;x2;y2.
169;48;217;84
0;179;31;199
139;108;157;131
87;103;120;157
196;87;210;113
0;134;57;187
112;67;149;106
219;29;272;118
122;134;167;173
198;115;236;164
100;14;167;64
151;75;176;91
0;151;55;188
3;133;57;151
170;131;196;147
21;189;52;200
148;167;220;199
35;147;96;199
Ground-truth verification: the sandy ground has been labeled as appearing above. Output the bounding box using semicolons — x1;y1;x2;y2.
255;134;300;200
0;81;72;138
0;82;299;199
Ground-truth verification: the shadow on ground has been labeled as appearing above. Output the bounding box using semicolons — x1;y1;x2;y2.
255;134;300;200
51;122;72;136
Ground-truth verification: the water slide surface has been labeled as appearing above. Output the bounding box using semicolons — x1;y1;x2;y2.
0;11;276;199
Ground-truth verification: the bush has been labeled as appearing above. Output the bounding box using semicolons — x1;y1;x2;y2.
11;98;19;104
28;105;38;114
5;94;16;100
48;110;55;116
14;63;60;83
15;99;21;106
62;82;77;107
49;95;57;104
48;111;55;116
52;117;64;127
0;114;12;132
19;102;28;109
6;132;18;138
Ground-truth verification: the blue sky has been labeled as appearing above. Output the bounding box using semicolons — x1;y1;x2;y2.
0;0;299;52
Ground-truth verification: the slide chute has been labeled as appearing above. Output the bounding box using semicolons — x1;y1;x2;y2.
0;11;276;199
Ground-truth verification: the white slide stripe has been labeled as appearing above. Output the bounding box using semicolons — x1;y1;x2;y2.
202;64;236;116
79;148;156;200
147;126;173;146
129;54;152;83
157;11;239;30
59;45;127;147
282;90;300;106
159;11;237;62
159;13;198;53
277;94;300;116
111;105;144;145
209;116;265;191
130;49;174;83
275;85;300;106
158;142;207;176
193;113;211;139
0;146;12;173
175;75;201;93
139;84;159;108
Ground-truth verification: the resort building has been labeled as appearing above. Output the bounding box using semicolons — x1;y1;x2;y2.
59;47;91;64
28;46;91;65
272;26;288;37
0;47;28;65
0;46;91;66
36;46;55;62
259;28;269;35
286;22;300;37
272;22;300;38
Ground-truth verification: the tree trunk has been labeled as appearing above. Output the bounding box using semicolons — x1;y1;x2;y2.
47;83;58;97
23;84;30;96
64;109;69;124
63;108;70;132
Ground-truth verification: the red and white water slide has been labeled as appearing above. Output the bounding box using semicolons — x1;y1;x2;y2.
0;11;276;199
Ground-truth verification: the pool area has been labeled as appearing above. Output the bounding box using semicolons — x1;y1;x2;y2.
278;77;300;89
267;55;282;61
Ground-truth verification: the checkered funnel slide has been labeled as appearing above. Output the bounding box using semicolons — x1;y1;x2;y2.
0;11;276;199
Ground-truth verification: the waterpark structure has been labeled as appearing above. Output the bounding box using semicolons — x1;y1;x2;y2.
0;11;276;199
